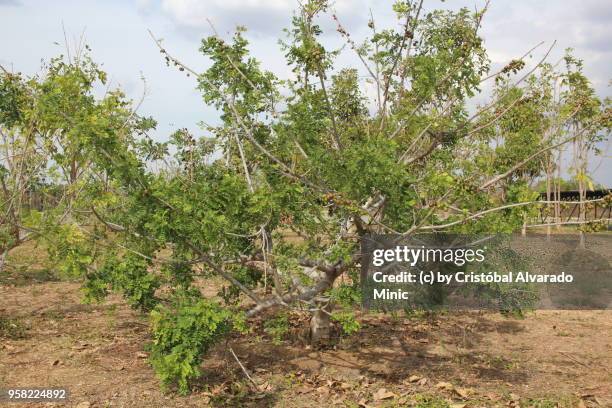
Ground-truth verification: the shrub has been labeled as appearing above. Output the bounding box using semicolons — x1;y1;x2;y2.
149;291;238;394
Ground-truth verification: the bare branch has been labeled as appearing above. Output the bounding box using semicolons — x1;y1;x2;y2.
526;219;612;228
418;197;608;231
228;346;259;390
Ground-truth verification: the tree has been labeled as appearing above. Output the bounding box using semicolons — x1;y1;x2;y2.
0;50;155;276
0;68;41;270
4;0;609;394
561;51;608;246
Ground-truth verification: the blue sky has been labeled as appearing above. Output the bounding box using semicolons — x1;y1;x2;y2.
1;0;610;185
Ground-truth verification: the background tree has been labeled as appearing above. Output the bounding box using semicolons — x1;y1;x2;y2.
0;68;41;271
561;51;608;246
0;50;155;278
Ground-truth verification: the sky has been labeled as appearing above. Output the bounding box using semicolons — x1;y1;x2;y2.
1;0;610;185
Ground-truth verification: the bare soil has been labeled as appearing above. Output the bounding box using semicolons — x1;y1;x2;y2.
1;276;611;408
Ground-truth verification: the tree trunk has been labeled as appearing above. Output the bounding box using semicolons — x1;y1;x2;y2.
521;175;528;237
0;249;9;274
546;163;552;241
555;150;562;230
310;302;333;345
575;129;587;249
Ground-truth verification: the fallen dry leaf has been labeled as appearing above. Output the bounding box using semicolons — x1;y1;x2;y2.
358;398;370;408
258;381;272;392
136;351;148;358
435;381;454;391
316;385;330;396
296;385;312;395
340;382;352;390
454;387;472;399
212;384;227;395
408;374;421;383
373;388;396;401
509;392;520;401
486;392;501;401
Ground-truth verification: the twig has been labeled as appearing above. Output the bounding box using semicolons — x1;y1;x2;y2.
558;351;589;368
418;198;607;231
526;218;611;228
228;346;260;390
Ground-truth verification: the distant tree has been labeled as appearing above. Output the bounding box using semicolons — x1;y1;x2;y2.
561;51;608;246
0;52;155;274
0;69;41;270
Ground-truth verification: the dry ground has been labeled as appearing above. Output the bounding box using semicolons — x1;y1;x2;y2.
1;279;611;408
1;242;611;407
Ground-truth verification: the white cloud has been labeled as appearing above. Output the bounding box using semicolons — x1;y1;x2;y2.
0;0;21;6
481;0;611;96
159;0;367;37
160;0;297;36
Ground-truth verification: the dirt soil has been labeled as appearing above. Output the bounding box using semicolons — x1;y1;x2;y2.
1;276;611;408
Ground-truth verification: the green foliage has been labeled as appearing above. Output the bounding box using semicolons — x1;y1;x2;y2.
99;254;160;311
330;283;362;307
218;264;262;305
0;315;28;339
331;310;361;336
44;223;94;279
413;394;450;408
0;71;31;127
520;396;580;408
409;7;489;101
263;312;290;344
149;292;236;394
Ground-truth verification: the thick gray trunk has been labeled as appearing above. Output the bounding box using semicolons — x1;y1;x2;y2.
0;249;8;274
310;302;333;345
